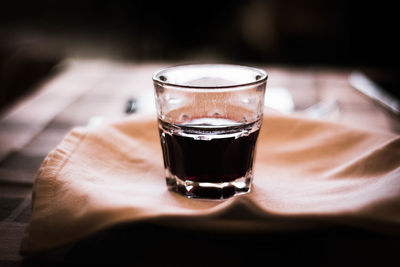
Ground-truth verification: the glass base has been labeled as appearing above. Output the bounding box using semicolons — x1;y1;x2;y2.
165;170;252;199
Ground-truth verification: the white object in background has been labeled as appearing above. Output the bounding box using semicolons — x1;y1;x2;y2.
137;90;157;115
87;116;107;127
265;87;295;114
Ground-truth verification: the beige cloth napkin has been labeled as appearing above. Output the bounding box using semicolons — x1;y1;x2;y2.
21;112;400;255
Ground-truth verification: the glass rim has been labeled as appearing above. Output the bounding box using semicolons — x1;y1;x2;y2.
152;64;268;90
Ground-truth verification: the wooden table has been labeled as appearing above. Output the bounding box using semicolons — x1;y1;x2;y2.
1;59;399;265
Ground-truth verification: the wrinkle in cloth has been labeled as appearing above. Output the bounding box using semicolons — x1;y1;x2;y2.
21;112;400;255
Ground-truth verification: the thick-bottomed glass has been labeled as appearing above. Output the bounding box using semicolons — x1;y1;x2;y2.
153;64;267;199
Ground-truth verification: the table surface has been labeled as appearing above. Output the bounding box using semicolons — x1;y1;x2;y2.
1;59;399;265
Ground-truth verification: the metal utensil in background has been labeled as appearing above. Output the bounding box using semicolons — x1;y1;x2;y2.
125;97;138;114
301;98;340;119
349;71;400;115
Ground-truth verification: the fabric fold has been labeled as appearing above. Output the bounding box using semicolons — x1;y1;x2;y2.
21;112;400;255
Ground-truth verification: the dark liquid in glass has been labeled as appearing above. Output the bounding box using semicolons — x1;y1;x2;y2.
158;117;260;199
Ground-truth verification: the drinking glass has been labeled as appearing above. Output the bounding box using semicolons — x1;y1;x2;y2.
153;64;267;199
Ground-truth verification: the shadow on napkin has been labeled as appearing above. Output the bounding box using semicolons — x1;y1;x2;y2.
20;112;400;258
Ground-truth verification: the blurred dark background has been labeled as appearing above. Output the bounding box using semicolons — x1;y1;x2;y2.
0;0;398;112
